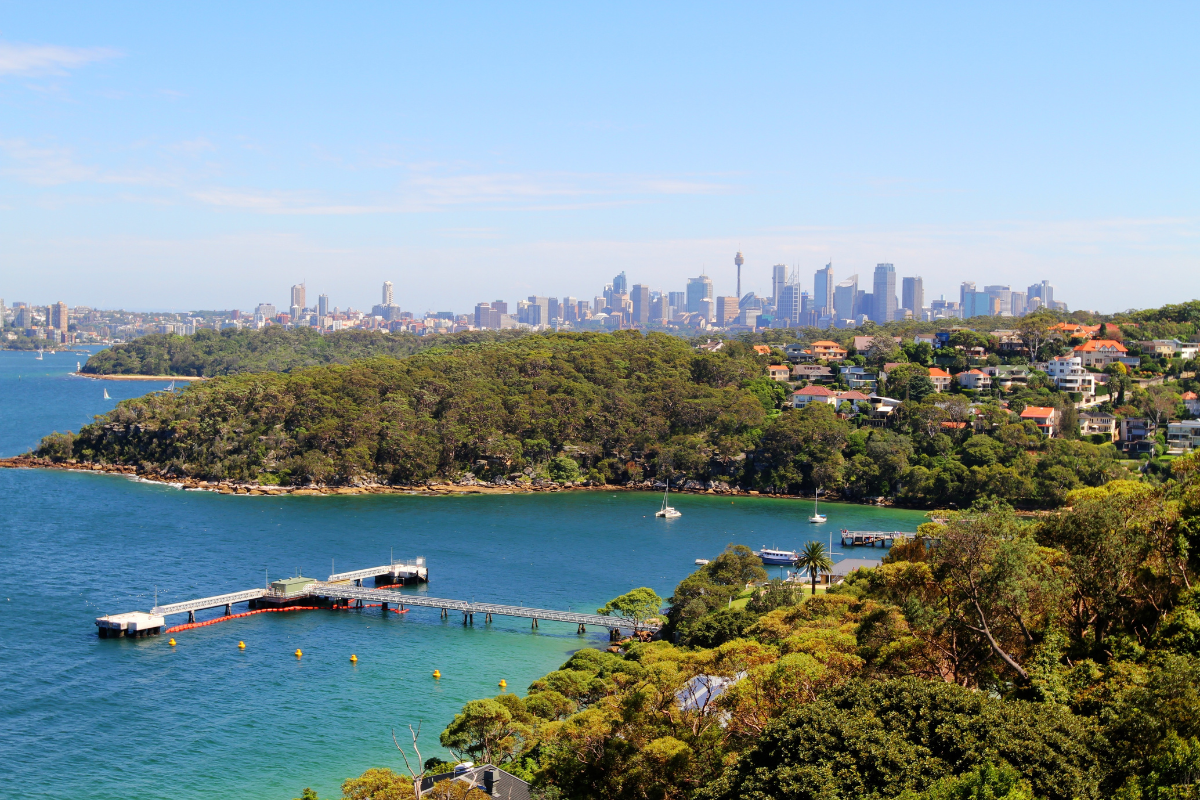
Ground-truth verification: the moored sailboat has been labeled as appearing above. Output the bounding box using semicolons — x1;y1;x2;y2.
808;489;827;523
655;480;681;518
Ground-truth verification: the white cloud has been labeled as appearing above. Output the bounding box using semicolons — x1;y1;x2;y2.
0;41;120;76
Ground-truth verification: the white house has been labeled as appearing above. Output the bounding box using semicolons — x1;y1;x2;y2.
792;385;839;408
955;369;992;391
1167;420;1200;453
1040;355;1095;398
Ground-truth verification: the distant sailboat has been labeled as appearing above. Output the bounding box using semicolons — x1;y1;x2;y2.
167;381;176;391
35;349;44;360
76;361;81;372
103;388;111;400
808;489;827;524
656;480;682;519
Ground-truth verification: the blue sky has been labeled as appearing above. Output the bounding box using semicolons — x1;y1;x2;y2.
1;3;1197;313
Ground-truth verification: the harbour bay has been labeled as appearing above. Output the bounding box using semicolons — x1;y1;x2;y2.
0;350;926;799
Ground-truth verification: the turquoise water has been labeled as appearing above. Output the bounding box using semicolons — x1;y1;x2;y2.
0;349;927;800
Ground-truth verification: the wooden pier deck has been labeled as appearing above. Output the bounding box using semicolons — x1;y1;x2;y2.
839;530;917;547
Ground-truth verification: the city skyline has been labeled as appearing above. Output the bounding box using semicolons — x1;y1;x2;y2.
1;5;1197;312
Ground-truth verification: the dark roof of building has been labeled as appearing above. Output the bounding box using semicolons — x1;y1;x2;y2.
422;764;531;800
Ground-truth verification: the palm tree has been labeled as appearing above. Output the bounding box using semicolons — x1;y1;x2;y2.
795;540;833;596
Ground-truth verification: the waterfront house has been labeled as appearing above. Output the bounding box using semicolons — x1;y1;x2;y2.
833;390;872;414
1040;355;1096;397
1183;391;1200;416
808;340;848;361
838;365;878;391
421;764;531;799
792;385;838;408
955;369;992;391
928;367;952;392
1073;339;1130;368
1020;406;1059;437
1079;411;1118;441
767;365;791;382
1121;417;1157;455
1167;420;1200;453
791;364;835;382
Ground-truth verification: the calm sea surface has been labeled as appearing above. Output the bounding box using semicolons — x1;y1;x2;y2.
0;348;926;799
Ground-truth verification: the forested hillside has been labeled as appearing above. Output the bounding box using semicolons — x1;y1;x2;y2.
40;332;1122;506
80;326;528;376
325;474;1200;800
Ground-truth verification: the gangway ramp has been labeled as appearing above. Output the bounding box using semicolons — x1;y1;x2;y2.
152;588;266;616
328;558;427;585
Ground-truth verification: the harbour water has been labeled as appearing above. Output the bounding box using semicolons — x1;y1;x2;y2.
0;349;927;799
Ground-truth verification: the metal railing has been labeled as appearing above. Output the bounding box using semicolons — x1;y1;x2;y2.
151;588;266;616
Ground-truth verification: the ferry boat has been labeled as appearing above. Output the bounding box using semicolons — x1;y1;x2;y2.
756;547;798;566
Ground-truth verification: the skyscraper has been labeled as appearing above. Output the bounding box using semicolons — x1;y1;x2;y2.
814;263;834;316
318;294;330;317
382;281;394;305
901;276;924;315
698;297;715;323
834;275;858;322
984;285;1012;317
716;296;739;326
612;271;628;295
734;252;744;299
959;282;976;312
631;284;650;325
668;291;686;315
51;301;68;334
776;282;803;327
872;264;896;324
686;274;714;313
1027;280;1055;309
290;283;306;310
771;265;788;308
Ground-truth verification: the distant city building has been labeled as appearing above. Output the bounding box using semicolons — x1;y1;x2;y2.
475;302;501;329
813;263;834;316
776;282;804;327
872;264;896;324
771;265;788;309
686;274;714;313
698;296;715;323
631;284;650;325
255;303;277;319
901;276;924;315
290;283;306;310
834;275;858;322
734;251;745;298
984;285;1012;317
612;271;628;295
51;301;68;334
382;281;394;305
1028;280;1054;310
715;295;739;326
318;294;330;317
959;282;976;316
668;291;686;316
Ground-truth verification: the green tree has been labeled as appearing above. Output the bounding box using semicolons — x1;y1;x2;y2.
796;540;834;596
439;698;531;766
598;587;664;630
546;455;580;482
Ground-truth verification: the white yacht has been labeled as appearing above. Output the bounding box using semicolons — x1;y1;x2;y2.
809;489;827;523
655;481;681;518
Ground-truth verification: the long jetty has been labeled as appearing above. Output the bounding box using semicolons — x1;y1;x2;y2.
95;557;646;641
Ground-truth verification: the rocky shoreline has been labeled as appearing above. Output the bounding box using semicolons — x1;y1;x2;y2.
0;455;864;502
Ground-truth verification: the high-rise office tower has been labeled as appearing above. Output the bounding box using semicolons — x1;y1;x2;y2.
814;263;834;316
382;281;394;305
1010;291;1027;316
631;284;650;325
1027;280;1055;309
612;271;628;295
318;294;330;317
649;295;669;324
959;282;976;312
984;285;1012;317
475;302;501;329
668;291;686;314
734;252;744;299
716;296;739;326
698;297;715;323
963;291;994;318
547;297;560;322
686;274;714;313
562;297;578;322
771;265;788;308
776;282;802;327
51;301;68;333
290;283;306;310
527;296;550;326
492;300;508;315
872;264;896;324
901;276;924;315
0;298;5;330
834;275;858;321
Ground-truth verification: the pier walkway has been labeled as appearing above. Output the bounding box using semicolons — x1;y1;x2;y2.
840;530;917;547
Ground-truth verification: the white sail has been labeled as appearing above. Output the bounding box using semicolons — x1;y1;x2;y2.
103;388;111;400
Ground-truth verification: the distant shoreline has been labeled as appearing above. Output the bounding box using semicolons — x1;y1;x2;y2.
74;373;207;382
0;455;880;503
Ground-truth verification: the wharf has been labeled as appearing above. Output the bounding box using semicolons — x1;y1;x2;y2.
95;557;646;640
839;530;916;547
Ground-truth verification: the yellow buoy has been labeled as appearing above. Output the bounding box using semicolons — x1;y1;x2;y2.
294;648;303;658
168;638;176;646
350;654;358;663
498;679;507;689
432;669;441;679
238;641;246;650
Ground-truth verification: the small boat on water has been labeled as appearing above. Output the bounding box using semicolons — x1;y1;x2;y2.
655;480;681;519
103;388;111;400
809;489;826;523
694;559;710;566
756;547;798;566
35;349;44;360
167;381;176;391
